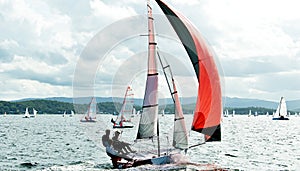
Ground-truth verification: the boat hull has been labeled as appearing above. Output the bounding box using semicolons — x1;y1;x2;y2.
106;148;170;169
272;117;289;120
112;121;134;129
80;119;96;122
113;125;134;129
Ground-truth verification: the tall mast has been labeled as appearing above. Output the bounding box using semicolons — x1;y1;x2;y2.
136;0;160;156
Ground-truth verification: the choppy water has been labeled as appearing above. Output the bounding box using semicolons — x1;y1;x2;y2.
0;114;299;170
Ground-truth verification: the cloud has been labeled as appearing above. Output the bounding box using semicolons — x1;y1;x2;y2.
0;0;300;102
0;78;71;101
90;0;137;20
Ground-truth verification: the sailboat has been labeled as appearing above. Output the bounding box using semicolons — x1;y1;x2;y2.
62;111;66;117
232;110;235;117
272;97;289;120
3;112;6;117
131;108;136;118
70;110;75;117
223;109;229;117
248;110;252;117
254;111;258;117
31;108;37;118
23;107;30;118
80;97;97;122
111;86;134;128
105;0;222;168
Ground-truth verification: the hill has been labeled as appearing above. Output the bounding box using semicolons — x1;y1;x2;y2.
5;96;300;114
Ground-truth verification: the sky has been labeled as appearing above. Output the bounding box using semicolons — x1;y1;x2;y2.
0;0;300;102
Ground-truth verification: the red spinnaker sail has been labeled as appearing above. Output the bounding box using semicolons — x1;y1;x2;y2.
155;0;222;141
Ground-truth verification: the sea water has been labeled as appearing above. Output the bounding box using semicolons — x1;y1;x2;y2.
0;114;299;170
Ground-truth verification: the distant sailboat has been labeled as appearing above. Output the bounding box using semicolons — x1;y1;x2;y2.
81;97;97;122
131;108;136;118
161;109;165;116
248;110;252;117
31;108;37;118
111;86;134;128
223;109;229;117
266;112;269;117
70;110;75;117
232;110;235;117
3;112;6;117
273;97;289;120
62;111;66;117
23;108;30;118
254;111;258;117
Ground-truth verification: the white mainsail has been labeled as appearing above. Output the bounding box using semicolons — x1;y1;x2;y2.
70;110;74;117
157;50;188;150
87;97;97;118
24;108;30;118
33;108;37;117
274;97;287;118
248;110;252;116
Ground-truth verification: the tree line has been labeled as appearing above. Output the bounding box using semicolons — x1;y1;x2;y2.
1;99;295;115
0;100;141;115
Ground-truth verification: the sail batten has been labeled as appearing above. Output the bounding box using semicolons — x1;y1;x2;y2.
155;0;222;142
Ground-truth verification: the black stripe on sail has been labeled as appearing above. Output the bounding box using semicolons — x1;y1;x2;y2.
149;42;157;45
171;91;177;95
163;65;170;69
136;131;154;139
192;124;221;142
143;104;158;108
174;117;184;121
148;73;158;76
155;0;199;80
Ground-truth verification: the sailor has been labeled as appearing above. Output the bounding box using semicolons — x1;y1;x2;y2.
102;129;112;147
111;118;115;124
112;131;135;154
111;118;116;126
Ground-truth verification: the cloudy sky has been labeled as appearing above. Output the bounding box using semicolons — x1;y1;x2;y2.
0;0;300;102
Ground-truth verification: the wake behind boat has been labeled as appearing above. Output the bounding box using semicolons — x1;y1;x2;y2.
273;97;289;120
105;0;222;169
